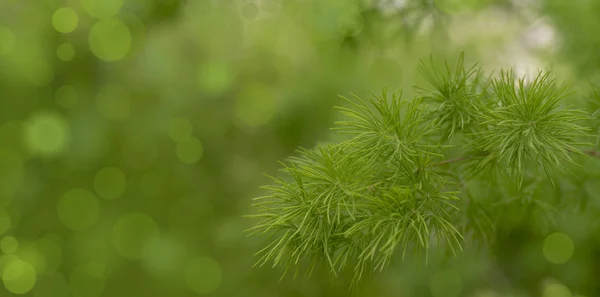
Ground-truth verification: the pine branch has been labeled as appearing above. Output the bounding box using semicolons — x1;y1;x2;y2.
428;153;489;167
583;149;600;157
429;149;600;168
247;53;596;288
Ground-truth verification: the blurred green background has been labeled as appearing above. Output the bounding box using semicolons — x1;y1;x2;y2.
1;0;600;296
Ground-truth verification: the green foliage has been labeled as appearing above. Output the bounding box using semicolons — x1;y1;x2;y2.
247;54;595;287
473;70;591;181
416;53;488;139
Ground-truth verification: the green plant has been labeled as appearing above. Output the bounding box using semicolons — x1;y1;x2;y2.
246;53;596;288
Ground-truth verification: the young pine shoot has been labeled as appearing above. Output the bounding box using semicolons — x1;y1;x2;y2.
246;54;594;288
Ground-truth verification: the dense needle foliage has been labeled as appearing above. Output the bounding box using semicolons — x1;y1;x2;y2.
247;54;595;287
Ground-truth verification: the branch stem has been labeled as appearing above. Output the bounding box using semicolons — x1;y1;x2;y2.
583;149;600;157
429;155;477;167
429;149;600;168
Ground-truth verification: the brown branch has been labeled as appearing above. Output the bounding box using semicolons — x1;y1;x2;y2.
583;149;600;157
376;149;600;191
428;155;478;167
427;149;600;169
427;152;490;168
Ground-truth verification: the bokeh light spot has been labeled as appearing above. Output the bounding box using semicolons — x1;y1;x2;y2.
57;43;76;61
168;117;193;143
543;283;571;297
0;254;18;273
55;85;78;108
94;167;127;200
184;257;222;294
95;84;130;121
57;189;99;231
23;111;70;156
0;149;24;197
235;82;277;127
197;61;234;95
88;18;132;62
0;236;17;254
120;12;147;56
176;137;204;164
2;259;36;294
0;26;15;55
543;232;574;264
68;262;106;297
81;0;124;19
142;236;187;278
35;236;62;273
16;245;47;274
430;269;463;297
112;212;159;260
52;7;79;33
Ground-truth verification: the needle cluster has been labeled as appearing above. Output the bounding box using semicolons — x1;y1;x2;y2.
246;54;594;286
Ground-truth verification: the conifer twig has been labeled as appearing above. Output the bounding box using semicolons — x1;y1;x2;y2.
431;156;475;166
429;149;600;169
584;149;600;157
428;153;489;167
248;54;596;287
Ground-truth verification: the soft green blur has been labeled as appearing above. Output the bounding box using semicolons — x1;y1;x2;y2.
0;0;598;296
